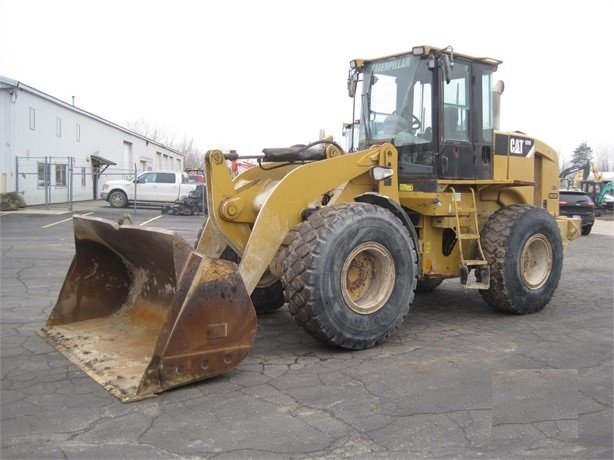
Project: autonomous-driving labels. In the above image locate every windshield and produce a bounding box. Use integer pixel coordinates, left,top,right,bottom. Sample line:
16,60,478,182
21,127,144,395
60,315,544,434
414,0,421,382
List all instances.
353,52,435,176
358,53,433,150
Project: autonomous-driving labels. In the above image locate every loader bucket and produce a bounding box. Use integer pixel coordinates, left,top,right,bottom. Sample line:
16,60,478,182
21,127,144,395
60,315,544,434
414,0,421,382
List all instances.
37,215,256,402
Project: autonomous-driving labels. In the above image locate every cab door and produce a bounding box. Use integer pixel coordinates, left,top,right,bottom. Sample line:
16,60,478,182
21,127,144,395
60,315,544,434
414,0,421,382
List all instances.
438,61,475,180
155,172,180,201
135,172,158,201
438,60,494,181
439,104,474,179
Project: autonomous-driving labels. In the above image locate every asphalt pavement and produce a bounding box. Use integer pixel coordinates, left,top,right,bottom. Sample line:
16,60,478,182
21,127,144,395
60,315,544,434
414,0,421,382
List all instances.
1,201,613,459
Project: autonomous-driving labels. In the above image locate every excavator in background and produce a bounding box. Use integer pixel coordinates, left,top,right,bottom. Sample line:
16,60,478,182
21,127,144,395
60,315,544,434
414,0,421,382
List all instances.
578,164,614,212
588,180,614,212
559,162,590,190
38,45,581,402
562,162,614,212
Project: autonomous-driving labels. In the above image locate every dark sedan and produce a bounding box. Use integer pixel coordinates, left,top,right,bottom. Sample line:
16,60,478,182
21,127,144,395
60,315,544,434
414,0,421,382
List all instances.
559,190,596,235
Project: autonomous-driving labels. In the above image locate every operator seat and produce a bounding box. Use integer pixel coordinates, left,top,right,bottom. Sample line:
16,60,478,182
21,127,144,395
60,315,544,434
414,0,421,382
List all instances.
444,106,459,140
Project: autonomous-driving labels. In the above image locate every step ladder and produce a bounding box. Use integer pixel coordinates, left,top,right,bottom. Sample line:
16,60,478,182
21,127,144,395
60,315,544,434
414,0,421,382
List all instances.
450,187,490,289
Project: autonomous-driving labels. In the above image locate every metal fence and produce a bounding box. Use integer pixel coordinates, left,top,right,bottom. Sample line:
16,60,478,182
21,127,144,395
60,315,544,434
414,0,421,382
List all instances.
15,156,138,210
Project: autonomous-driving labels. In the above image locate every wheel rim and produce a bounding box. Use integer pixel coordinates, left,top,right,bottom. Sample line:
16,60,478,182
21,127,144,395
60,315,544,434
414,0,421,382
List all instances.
341,242,395,315
110,194,124,207
256,269,279,289
520,234,553,289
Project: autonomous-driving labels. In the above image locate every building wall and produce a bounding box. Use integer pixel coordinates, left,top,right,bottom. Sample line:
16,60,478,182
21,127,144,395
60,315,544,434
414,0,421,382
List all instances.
0,76,185,205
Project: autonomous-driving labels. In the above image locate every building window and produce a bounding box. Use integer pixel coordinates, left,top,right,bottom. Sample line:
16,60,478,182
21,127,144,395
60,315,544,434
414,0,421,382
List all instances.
81,167,86,187
55,164,67,186
76,123,81,142
56,117,62,137
29,107,36,130
37,162,49,187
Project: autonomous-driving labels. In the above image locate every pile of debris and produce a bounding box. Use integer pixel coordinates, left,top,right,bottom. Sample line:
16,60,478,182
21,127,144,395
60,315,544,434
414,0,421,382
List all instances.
0,192,27,211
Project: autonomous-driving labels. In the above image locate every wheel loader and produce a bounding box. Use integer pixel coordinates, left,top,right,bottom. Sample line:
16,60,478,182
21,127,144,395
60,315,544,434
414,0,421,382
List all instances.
38,45,581,402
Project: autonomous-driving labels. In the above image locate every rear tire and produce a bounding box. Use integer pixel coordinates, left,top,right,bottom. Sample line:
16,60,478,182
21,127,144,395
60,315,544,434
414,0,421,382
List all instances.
480,204,563,314
582,225,592,236
282,203,418,350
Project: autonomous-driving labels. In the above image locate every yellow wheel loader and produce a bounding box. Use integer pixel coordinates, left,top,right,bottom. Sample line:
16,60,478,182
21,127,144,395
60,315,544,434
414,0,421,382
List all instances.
38,45,581,402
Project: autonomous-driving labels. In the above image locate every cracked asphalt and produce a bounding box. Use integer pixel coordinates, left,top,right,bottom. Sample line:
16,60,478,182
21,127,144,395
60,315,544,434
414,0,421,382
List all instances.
1,201,612,459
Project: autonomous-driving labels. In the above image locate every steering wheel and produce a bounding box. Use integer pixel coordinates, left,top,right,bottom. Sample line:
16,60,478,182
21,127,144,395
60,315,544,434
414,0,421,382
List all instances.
410,114,421,131
392,111,421,131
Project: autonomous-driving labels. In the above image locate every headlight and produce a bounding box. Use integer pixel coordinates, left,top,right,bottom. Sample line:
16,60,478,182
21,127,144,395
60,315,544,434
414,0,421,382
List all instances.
371,166,394,181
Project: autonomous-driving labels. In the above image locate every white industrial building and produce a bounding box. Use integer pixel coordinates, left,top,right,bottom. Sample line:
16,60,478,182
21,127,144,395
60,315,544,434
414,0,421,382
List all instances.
0,75,185,206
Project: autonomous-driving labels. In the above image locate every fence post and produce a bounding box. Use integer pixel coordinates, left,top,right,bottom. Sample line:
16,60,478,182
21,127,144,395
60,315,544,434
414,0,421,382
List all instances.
45,156,50,208
68,156,73,211
15,156,19,194
133,164,137,214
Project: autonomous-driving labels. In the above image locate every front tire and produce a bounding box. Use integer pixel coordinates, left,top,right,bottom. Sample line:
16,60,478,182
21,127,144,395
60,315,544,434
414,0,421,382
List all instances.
282,203,418,350
415,279,443,293
480,204,563,314
108,191,128,208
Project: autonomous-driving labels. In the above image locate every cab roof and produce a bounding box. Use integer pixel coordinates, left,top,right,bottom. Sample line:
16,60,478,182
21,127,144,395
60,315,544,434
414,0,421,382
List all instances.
351,45,502,70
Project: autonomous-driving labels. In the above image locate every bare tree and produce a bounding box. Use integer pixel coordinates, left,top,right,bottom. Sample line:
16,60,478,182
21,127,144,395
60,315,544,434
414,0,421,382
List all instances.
594,144,613,172
126,119,203,170
126,119,171,145
176,136,204,171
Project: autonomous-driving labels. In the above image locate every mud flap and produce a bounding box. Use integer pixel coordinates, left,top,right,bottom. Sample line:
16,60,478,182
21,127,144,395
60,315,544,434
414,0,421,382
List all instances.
37,215,257,402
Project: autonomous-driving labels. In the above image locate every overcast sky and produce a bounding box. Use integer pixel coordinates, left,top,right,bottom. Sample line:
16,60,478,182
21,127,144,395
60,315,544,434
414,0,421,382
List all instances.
1,0,613,162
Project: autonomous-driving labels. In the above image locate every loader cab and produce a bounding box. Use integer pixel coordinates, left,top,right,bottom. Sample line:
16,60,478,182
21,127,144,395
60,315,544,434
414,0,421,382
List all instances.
348,46,500,189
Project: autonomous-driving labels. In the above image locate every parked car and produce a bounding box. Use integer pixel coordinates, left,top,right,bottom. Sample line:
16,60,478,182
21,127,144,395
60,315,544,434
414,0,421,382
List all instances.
559,190,595,235
100,171,198,208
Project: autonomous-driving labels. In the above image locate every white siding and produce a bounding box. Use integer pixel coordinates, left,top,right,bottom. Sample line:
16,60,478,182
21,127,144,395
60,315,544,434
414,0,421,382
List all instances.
0,76,186,205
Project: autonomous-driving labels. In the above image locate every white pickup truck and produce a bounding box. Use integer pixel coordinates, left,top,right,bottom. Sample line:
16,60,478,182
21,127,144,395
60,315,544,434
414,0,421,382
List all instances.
100,171,198,208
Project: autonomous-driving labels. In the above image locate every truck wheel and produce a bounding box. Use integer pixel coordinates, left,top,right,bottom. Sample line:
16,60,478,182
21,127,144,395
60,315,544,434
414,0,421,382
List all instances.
282,203,418,350
480,204,563,314
415,279,443,293
581,224,592,236
219,247,285,315
108,191,128,208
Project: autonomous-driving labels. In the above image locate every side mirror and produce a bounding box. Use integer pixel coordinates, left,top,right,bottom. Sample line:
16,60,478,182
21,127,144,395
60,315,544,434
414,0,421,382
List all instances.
442,55,452,84
347,70,360,98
